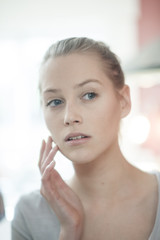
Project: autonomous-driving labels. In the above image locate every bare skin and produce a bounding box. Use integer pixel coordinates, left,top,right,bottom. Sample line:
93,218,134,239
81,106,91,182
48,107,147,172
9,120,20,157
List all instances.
39,53,158,240
39,137,84,240
39,138,158,240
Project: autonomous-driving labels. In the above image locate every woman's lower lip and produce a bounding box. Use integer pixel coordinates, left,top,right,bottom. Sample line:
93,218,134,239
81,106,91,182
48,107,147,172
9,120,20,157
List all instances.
65,137,90,146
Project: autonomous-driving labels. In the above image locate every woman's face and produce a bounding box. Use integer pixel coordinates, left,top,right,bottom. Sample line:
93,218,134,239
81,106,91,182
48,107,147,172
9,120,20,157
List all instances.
40,53,130,164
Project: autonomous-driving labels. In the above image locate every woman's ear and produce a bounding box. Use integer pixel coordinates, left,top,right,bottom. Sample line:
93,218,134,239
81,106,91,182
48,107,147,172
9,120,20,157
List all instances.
118,85,131,118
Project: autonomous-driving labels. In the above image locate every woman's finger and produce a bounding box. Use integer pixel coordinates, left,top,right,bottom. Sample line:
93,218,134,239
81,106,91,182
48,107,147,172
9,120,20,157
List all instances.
43,136,53,160
38,139,46,169
38,136,53,171
50,169,82,210
42,159,82,213
40,145,59,174
41,166,83,228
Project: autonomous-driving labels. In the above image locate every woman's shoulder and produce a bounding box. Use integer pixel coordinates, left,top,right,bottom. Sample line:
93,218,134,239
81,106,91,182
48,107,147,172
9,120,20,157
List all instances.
149,170,160,240
14,189,58,220
154,170,160,183
150,170,160,195
12,190,60,240
16,190,45,209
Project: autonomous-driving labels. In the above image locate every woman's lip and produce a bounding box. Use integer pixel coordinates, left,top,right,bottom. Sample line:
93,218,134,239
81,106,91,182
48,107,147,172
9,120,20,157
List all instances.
65,135,91,146
64,133,90,142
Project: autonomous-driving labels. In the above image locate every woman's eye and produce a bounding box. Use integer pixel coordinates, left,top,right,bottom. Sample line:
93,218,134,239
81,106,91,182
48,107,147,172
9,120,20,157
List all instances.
46,99,63,107
83,92,97,100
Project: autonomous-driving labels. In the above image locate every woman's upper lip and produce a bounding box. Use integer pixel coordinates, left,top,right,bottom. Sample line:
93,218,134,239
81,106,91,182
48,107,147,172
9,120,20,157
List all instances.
64,133,90,141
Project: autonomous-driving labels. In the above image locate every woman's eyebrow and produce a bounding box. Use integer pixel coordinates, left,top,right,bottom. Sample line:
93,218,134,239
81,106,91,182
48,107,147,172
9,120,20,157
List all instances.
43,79,102,94
43,88,61,94
74,79,102,88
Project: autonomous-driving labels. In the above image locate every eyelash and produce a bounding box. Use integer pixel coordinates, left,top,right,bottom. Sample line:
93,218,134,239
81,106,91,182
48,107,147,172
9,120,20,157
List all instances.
82,92,97,100
46,92,98,108
46,99,64,107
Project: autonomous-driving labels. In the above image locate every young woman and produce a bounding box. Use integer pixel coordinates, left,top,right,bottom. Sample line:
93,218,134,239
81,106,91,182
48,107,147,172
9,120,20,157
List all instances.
12,37,160,240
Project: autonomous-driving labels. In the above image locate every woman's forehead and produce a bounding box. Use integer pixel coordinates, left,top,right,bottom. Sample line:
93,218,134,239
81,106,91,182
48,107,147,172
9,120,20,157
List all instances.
41,53,106,80
39,53,114,94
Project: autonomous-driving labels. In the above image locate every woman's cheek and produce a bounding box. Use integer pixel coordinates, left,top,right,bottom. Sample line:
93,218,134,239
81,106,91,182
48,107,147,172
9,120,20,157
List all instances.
44,114,54,132
44,112,65,152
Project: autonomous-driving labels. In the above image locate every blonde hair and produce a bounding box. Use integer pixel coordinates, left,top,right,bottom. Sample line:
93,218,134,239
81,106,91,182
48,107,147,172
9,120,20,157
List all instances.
41,37,125,89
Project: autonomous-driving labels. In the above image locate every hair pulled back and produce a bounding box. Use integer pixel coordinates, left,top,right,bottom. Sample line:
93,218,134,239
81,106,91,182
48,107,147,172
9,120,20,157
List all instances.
41,37,125,89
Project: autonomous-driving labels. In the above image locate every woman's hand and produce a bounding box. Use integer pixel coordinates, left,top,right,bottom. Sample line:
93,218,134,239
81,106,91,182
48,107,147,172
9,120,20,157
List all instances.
38,137,84,240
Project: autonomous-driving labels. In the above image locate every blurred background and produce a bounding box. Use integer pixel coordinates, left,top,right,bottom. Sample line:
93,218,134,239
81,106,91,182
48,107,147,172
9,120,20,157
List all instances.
0,0,160,238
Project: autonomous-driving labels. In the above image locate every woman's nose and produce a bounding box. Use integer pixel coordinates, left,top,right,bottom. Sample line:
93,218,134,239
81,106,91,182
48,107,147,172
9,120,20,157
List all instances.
64,103,82,126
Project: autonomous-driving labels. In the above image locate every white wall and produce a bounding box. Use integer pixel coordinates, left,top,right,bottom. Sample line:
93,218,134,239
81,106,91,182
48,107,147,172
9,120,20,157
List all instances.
0,0,139,63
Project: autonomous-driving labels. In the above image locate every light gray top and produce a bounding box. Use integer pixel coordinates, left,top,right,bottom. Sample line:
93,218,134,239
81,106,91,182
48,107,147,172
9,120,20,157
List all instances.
149,171,160,240
12,172,160,240
12,191,60,240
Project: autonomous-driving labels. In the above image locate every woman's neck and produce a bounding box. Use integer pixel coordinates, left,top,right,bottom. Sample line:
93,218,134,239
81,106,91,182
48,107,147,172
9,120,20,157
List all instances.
70,142,135,202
